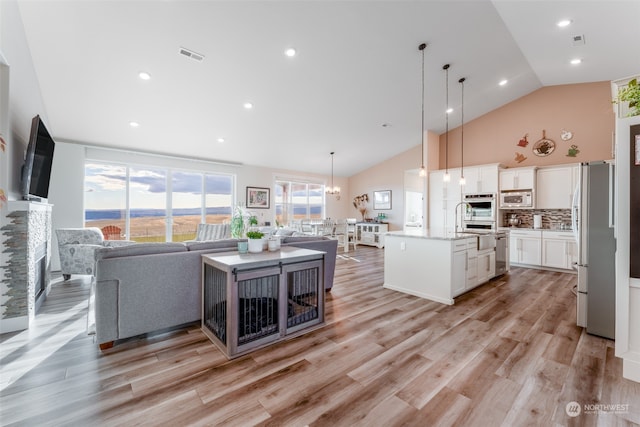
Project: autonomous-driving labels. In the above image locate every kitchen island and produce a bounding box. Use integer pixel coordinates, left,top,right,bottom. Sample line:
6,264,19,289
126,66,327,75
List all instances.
384,229,504,305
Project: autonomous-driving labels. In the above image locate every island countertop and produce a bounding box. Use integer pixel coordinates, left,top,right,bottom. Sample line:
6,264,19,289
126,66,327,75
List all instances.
386,228,486,241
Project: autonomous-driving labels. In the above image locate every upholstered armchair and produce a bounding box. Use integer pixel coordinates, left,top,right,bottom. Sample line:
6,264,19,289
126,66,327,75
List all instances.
56,227,134,280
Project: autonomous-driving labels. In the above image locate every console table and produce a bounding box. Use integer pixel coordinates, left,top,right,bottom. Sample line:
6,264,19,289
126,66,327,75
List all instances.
201,247,325,359
355,222,388,248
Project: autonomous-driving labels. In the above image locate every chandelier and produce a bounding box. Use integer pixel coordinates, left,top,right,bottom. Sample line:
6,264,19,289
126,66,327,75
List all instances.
326,151,340,199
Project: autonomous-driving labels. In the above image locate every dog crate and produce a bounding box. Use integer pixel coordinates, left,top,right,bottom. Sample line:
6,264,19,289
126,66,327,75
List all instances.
202,247,324,358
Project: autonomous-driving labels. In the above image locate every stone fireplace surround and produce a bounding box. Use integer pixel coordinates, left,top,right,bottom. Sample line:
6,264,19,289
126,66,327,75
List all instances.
0,201,52,333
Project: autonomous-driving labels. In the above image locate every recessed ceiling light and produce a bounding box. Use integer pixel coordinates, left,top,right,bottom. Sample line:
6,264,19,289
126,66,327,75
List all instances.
446,108,453,114
243,102,253,109
217,138,225,143
557,19,572,28
129,121,139,128
570,58,582,65
499,79,508,86
138,72,151,80
284,48,296,57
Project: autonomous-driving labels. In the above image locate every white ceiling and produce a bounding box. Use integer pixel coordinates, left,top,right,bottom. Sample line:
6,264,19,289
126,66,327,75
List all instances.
16,1,640,177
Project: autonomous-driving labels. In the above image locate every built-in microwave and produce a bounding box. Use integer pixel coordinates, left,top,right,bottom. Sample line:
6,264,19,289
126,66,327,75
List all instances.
500,190,533,208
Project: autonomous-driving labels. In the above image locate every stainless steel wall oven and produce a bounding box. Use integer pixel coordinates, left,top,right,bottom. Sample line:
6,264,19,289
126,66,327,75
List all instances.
463,193,496,230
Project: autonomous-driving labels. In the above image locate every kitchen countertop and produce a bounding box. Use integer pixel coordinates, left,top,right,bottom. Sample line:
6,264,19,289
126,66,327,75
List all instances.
499,227,573,232
387,229,492,241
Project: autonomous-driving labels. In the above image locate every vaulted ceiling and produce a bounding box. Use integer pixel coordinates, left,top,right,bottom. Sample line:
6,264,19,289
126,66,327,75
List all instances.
16,1,640,176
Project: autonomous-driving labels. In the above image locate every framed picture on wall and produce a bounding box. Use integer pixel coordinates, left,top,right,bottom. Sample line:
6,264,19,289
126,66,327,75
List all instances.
373,190,392,210
246,186,270,209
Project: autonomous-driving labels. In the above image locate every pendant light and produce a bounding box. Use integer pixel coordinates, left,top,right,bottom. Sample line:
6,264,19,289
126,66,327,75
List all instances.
442,64,451,183
418,43,428,177
459,77,466,186
326,151,340,199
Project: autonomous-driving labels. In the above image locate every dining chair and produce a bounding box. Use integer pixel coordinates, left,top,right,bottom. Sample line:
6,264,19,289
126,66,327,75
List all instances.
300,219,313,234
346,218,358,249
334,219,355,252
318,219,335,237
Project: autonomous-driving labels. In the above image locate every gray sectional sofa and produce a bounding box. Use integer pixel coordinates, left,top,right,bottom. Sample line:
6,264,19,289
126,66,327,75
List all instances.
93,236,338,350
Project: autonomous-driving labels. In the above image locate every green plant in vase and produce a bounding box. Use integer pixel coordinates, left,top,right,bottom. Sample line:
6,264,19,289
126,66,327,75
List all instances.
246,230,264,239
246,230,265,253
613,78,640,117
231,206,246,238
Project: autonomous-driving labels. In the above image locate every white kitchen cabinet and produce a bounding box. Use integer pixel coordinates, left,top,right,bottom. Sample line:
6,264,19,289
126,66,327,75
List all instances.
536,164,579,209
429,169,462,229
509,229,542,266
477,249,496,284
541,231,577,270
466,239,478,289
463,164,501,194
500,167,536,191
451,248,467,296
452,237,478,297
429,170,446,229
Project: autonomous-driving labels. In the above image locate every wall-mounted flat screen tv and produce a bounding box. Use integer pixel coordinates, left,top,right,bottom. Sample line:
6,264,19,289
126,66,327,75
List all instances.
21,115,55,201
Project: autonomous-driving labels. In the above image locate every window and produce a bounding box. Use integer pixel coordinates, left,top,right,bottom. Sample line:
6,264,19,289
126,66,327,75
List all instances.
171,171,200,242
130,166,167,242
205,174,233,224
85,162,233,242
275,179,325,226
85,163,127,236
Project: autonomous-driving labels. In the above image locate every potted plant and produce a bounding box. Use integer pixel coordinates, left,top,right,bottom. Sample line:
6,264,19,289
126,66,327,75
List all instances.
231,205,247,238
613,78,640,117
246,230,265,253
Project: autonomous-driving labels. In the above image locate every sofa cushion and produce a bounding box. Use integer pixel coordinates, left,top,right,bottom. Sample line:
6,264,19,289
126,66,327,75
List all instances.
186,239,245,252
274,228,296,237
281,235,328,243
95,242,187,261
195,223,231,241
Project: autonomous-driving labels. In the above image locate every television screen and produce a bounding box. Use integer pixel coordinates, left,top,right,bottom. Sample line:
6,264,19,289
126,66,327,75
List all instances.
21,115,55,200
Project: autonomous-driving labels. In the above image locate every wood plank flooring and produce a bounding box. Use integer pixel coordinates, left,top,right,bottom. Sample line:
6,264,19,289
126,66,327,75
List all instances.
1,247,639,426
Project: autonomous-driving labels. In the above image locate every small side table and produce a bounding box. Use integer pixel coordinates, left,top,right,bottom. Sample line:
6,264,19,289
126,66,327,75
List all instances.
201,247,325,359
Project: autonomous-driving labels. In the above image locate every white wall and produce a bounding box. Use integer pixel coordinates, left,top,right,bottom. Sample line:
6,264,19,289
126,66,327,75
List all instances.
1,0,48,319
349,130,438,231
48,143,86,270
0,0,49,200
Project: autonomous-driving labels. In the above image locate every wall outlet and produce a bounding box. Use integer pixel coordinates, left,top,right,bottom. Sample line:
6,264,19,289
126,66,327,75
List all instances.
400,241,406,251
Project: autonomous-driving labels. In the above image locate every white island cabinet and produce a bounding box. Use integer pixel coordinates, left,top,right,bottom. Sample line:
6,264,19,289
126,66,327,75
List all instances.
384,230,484,305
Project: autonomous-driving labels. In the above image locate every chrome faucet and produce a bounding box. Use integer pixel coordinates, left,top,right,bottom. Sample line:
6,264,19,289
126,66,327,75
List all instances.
454,202,472,233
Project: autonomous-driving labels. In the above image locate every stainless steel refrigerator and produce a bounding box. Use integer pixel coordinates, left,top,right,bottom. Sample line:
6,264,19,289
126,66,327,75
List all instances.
572,161,616,339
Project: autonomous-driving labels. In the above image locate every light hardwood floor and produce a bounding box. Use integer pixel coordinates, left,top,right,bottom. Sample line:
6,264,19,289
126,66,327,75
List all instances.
1,246,639,426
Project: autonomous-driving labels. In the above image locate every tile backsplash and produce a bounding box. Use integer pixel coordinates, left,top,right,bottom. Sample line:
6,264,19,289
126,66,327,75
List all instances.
501,209,572,229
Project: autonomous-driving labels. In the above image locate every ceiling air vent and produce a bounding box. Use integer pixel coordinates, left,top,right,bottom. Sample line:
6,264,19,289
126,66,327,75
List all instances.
179,47,204,62
572,35,586,46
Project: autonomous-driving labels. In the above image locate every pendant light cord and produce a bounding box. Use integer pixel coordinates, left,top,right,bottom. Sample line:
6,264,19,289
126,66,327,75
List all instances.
419,43,427,174
459,77,465,179
443,64,450,176
330,151,335,189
